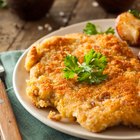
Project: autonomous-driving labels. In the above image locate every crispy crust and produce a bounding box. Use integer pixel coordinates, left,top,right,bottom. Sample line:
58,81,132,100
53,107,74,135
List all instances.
25,33,140,132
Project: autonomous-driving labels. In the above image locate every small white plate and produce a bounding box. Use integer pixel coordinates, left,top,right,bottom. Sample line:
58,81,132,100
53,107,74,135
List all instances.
13,19,140,140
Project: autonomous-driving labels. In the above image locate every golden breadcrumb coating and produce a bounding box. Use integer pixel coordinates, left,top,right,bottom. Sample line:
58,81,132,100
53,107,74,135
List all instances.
25,33,140,132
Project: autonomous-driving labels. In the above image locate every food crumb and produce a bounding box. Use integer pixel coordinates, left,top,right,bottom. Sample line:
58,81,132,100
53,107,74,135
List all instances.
48,111,61,121
37,25,43,31
92,1,99,7
62,18,68,23
44,24,49,29
59,11,65,17
44,24,53,31
48,26,53,31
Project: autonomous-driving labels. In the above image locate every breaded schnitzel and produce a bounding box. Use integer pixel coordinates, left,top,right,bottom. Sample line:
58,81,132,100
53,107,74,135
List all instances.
25,33,140,132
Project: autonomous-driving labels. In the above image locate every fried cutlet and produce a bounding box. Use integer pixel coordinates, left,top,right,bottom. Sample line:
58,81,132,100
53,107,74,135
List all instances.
25,33,140,132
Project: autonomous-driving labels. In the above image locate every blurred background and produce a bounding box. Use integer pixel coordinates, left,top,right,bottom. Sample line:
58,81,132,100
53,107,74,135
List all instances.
0,0,140,52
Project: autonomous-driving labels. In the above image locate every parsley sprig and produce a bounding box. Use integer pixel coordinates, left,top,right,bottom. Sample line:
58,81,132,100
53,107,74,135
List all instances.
83,22,115,35
63,49,108,84
128,9,140,19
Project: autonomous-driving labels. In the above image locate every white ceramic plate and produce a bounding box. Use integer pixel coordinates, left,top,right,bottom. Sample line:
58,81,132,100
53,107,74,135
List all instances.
13,19,140,140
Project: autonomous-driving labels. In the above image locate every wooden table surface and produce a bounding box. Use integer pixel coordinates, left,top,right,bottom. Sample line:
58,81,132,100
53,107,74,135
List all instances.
0,0,140,139
0,0,140,52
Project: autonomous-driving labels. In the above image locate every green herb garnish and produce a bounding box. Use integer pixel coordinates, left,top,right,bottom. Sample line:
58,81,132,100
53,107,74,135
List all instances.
0,0,7,8
128,9,140,19
63,49,108,84
83,23,98,35
104,27,115,34
83,22,115,35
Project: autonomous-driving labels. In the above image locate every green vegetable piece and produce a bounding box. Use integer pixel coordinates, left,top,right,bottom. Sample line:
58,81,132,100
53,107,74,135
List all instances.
83,22,98,35
63,68,75,79
128,9,140,19
63,49,108,84
104,27,115,34
64,55,79,71
77,71,91,83
83,22,115,35
84,49,95,65
63,55,82,79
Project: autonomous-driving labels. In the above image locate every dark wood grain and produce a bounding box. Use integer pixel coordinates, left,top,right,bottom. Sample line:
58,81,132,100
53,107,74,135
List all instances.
69,0,106,25
8,0,78,51
0,9,25,52
0,0,140,52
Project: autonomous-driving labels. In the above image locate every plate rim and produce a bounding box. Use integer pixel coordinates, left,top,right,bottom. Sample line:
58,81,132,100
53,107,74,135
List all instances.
13,18,140,140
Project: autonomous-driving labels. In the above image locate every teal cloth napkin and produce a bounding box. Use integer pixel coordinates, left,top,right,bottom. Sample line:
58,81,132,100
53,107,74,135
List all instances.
0,51,82,140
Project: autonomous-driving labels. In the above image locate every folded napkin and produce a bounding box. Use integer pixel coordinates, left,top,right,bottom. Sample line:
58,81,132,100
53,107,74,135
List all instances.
0,51,82,140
